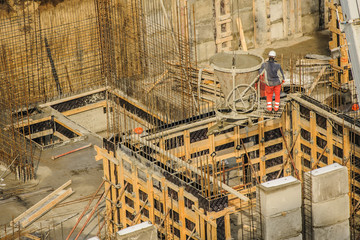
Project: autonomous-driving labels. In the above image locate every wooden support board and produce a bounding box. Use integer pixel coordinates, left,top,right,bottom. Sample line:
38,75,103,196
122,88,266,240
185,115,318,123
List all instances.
11,180,74,228
236,18,248,51
214,0,233,52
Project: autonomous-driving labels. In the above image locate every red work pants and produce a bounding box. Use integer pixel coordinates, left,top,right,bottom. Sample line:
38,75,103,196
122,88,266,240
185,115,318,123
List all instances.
265,84,281,110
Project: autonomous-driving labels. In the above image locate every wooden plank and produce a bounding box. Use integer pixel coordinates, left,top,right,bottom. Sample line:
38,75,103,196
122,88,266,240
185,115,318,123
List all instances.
110,161,118,232
146,70,168,93
26,129,53,139
39,87,106,108
95,145,119,165
265,150,286,161
264,138,283,148
292,102,302,180
208,206,235,219
12,116,52,129
215,35,233,45
148,173,155,226
259,118,265,183
54,118,82,137
179,187,186,239
21,188,74,227
23,233,41,240
184,130,191,161
216,18,232,25
192,205,217,228
343,127,350,166
11,180,72,226
265,164,283,174
53,131,70,141
310,111,317,169
117,163,126,229
62,100,106,116
308,66,327,95
224,213,231,239
236,18,248,51
103,157,112,233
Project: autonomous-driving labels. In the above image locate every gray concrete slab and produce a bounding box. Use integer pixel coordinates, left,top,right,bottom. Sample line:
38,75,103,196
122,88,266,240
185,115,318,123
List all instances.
312,194,350,227
285,234,303,240
313,220,350,240
261,207,302,240
305,163,348,203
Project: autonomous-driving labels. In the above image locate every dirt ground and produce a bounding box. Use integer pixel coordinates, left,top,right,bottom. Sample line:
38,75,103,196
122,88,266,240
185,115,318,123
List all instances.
0,130,104,238
250,30,331,70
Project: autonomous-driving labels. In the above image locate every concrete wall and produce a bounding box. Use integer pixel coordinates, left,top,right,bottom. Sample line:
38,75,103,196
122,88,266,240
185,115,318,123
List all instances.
192,0,322,63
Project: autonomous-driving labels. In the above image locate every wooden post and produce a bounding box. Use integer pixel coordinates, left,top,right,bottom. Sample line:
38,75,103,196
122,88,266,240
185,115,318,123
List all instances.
148,174,155,226
292,102,302,180
184,130,191,161
326,120,334,165
132,163,140,226
284,104,292,176
224,213,231,239
309,112,317,169
117,161,126,229
110,161,118,232
199,207,206,239
236,18,248,51
179,187,186,239
259,117,265,182
103,158,112,234
343,127,350,166
163,179,170,237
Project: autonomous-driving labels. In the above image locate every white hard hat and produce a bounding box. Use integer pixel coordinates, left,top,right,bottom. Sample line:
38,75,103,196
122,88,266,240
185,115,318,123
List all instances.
269,50,276,57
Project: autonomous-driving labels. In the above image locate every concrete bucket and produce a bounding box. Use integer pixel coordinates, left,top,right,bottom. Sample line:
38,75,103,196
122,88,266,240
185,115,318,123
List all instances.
210,51,264,112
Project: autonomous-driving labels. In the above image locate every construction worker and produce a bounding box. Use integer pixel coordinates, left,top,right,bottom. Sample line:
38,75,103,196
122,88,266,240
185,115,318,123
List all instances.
259,50,285,112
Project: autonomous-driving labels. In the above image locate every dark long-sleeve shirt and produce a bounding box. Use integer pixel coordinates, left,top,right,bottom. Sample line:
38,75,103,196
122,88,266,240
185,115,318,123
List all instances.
259,59,285,86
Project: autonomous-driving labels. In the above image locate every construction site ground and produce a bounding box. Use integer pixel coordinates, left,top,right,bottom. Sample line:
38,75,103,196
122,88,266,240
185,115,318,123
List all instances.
0,31,330,239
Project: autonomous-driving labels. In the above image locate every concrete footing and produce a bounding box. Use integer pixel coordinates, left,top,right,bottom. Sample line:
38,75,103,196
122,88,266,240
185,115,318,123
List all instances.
313,220,350,240
257,176,302,240
304,163,350,240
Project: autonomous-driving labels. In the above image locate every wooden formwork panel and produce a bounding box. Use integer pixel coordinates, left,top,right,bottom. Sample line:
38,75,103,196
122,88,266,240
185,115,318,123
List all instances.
98,95,360,237
155,116,288,207
96,145,234,240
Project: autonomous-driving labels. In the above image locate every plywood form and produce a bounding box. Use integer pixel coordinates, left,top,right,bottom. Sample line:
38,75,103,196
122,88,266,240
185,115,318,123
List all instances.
96,145,234,239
